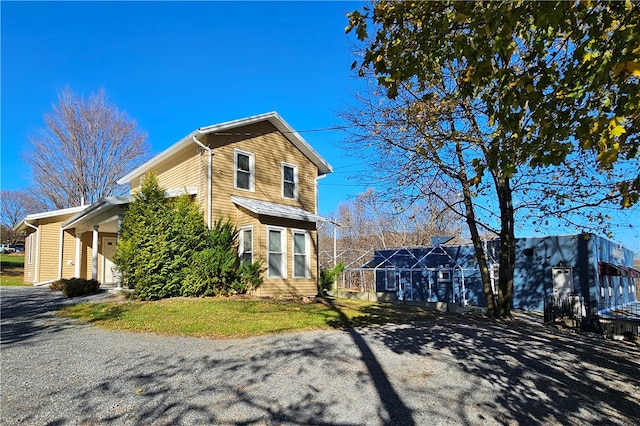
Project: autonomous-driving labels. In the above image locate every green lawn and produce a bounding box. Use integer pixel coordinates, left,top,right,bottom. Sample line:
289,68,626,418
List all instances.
0,254,27,286
59,297,441,338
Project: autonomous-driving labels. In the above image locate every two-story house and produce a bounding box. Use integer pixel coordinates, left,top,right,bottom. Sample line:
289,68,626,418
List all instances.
15,112,333,297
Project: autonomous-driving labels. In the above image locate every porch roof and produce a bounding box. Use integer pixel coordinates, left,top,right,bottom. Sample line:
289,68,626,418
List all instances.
62,195,133,230
13,205,90,231
231,195,326,223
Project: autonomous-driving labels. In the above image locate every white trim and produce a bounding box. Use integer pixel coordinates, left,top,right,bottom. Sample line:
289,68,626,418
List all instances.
117,112,332,186
14,205,88,232
58,227,64,280
102,237,118,284
282,162,298,201
234,149,255,192
75,232,82,278
267,226,286,279
238,225,254,263
25,222,39,283
92,226,99,281
291,229,310,279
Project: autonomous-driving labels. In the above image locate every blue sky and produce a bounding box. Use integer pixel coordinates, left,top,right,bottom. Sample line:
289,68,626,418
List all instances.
1,1,638,253
2,1,366,206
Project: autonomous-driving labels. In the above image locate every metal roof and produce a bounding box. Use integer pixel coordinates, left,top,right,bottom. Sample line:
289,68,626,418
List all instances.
231,196,326,223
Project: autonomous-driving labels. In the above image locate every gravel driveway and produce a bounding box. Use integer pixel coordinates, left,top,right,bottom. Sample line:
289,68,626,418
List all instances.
1,286,639,425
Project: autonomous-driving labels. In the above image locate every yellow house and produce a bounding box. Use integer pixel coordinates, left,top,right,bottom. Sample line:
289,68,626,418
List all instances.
15,112,333,297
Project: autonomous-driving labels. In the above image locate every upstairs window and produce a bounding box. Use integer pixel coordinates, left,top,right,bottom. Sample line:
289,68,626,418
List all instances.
282,163,298,200
235,149,254,191
239,227,253,264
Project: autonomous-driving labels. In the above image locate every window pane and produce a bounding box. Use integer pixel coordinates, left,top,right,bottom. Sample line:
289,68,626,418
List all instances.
294,233,305,254
269,230,281,252
237,153,249,172
243,230,252,252
236,171,249,189
269,253,282,277
284,182,295,199
284,165,294,182
294,255,306,277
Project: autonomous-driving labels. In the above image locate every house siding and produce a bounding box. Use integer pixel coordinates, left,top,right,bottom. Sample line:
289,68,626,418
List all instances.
61,229,77,279
22,115,328,295
207,122,318,221
201,121,322,296
35,220,64,282
255,217,318,297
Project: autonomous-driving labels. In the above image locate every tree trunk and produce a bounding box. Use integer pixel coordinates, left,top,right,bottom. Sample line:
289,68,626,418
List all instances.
454,143,498,317
496,177,515,318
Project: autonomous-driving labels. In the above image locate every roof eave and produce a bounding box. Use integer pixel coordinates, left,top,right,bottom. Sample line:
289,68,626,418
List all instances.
117,112,333,185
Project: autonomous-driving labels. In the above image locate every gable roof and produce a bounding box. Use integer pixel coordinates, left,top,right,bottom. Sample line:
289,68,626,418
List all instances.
13,205,90,231
117,112,332,185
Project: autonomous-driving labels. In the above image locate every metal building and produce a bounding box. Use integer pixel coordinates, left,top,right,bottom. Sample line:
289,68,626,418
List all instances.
358,233,639,314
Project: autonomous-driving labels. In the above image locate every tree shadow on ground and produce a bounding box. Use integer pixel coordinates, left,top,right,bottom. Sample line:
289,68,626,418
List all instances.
41,335,372,425
363,312,640,425
0,287,112,346
324,298,416,425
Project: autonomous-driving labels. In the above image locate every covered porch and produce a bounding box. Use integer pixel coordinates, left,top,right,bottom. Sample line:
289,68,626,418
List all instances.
61,196,131,288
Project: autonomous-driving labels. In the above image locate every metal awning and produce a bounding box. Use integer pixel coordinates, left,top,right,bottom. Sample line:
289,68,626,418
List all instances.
598,261,633,277
230,195,326,223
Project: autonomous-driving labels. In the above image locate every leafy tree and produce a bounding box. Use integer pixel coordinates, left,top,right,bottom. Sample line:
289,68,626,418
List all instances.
24,88,149,209
347,1,639,317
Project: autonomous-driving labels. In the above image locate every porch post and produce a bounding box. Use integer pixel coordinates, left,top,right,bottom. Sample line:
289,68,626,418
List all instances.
116,214,123,243
75,232,83,278
115,213,123,289
92,225,99,281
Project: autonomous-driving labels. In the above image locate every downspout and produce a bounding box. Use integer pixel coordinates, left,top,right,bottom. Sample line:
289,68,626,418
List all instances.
192,134,212,229
58,227,64,280
24,221,39,284
315,174,328,294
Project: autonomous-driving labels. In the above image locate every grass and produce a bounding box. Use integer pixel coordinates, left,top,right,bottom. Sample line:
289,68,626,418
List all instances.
59,297,440,338
0,254,27,286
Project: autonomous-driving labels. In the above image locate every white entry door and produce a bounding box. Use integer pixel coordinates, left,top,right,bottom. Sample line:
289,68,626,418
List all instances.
552,267,574,298
102,237,117,284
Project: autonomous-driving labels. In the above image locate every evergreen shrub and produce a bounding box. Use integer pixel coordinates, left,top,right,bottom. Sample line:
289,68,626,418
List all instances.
116,174,262,300
319,263,345,296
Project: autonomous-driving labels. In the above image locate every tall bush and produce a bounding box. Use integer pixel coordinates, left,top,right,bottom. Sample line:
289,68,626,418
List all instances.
182,219,263,296
115,173,208,300
116,174,261,300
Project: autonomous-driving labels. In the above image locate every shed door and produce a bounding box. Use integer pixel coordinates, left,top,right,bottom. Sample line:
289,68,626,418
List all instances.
552,267,574,298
